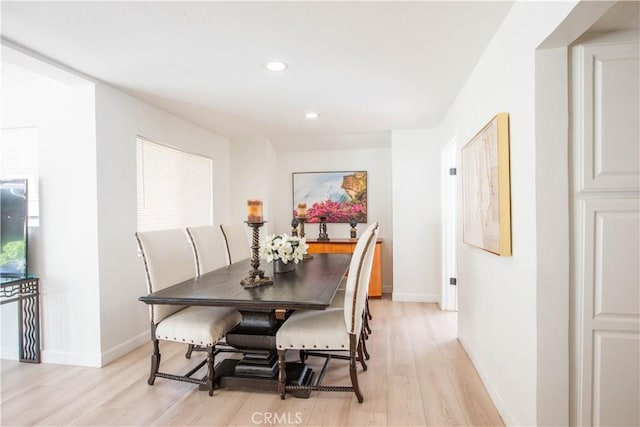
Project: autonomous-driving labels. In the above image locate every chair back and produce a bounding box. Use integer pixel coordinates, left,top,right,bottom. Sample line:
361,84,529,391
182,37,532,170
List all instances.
135,229,196,324
186,225,228,275
219,223,251,264
343,222,379,335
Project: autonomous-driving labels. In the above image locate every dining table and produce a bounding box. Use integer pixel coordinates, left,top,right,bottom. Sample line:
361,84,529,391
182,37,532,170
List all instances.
139,253,351,396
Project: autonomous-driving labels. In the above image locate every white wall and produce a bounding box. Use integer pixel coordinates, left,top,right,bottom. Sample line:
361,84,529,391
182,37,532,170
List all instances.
534,46,571,427
1,63,234,367
437,1,595,425
229,138,278,236
94,83,232,365
391,129,445,302
1,65,101,365
273,146,393,293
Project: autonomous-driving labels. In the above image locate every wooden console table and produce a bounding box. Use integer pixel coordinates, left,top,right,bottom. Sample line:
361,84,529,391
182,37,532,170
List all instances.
0,276,41,363
306,238,382,297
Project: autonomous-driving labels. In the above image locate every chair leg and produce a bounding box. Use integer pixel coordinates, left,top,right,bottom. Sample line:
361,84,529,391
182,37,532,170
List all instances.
277,349,287,400
361,312,370,360
357,339,368,371
364,313,372,336
360,330,370,361
364,299,372,335
349,335,364,403
185,344,195,359
206,345,215,396
148,339,161,385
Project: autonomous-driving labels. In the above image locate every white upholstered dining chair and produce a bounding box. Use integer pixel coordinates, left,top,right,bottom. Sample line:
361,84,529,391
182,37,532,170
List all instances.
329,276,372,361
186,225,228,275
276,222,379,402
135,228,241,395
183,225,236,359
219,223,252,265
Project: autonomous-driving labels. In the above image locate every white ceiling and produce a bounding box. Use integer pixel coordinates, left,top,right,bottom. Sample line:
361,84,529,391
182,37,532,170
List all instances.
1,1,515,151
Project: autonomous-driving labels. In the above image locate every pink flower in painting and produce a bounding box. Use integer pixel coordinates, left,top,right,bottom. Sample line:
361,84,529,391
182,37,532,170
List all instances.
307,200,366,223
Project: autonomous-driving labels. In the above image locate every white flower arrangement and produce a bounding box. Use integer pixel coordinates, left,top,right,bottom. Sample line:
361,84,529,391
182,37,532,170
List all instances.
259,233,308,264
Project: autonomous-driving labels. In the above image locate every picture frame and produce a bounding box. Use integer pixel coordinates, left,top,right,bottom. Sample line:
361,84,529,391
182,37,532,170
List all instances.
292,171,367,223
461,113,512,256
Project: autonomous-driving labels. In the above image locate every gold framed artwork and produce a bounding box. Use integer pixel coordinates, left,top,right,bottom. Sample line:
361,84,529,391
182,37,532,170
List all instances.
461,113,512,256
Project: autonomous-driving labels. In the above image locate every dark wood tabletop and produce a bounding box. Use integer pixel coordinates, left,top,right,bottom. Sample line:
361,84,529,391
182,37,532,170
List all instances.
139,253,351,312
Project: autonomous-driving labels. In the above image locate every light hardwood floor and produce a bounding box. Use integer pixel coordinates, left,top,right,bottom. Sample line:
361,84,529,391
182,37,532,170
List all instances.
1,298,504,426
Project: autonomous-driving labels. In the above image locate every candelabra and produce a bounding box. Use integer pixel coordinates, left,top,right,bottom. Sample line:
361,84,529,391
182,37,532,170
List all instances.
241,221,273,288
349,218,358,238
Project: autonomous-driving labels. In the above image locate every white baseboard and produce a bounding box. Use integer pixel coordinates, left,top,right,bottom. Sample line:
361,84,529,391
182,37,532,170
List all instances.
458,337,516,426
6,345,102,367
37,331,148,368
42,349,102,367
1,346,18,361
391,292,439,303
101,331,148,366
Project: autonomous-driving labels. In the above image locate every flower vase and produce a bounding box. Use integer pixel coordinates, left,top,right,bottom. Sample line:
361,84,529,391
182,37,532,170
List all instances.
273,259,296,274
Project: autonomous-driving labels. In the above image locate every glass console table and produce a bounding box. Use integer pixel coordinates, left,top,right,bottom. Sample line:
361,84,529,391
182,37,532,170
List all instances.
0,276,40,363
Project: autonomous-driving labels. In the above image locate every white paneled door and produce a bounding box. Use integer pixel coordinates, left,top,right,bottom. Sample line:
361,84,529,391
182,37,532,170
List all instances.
571,33,640,427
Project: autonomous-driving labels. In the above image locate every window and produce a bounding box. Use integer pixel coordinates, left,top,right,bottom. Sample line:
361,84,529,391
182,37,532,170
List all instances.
136,137,213,231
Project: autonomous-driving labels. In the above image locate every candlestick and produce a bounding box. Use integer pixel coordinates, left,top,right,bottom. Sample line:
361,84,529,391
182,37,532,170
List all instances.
241,221,273,288
349,218,358,238
247,199,263,223
296,216,313,259
317,215,329,241
297,215,306,238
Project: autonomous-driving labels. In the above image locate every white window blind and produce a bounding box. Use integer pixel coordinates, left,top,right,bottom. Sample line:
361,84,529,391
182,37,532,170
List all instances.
136,138,213,231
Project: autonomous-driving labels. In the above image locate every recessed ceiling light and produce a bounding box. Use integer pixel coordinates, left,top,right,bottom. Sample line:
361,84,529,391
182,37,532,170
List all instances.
265,61,288,72
305,112,320,119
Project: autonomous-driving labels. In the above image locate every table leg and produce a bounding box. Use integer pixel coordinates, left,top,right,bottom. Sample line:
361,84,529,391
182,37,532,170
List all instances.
214,310,314,397
18,291,40,363
1,277,41,364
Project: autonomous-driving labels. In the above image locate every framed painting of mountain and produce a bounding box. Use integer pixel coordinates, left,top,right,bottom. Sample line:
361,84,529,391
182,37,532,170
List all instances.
292,171,367,223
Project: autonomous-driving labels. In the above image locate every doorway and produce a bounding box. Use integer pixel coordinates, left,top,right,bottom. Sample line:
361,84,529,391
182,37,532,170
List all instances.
440,137,458,311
